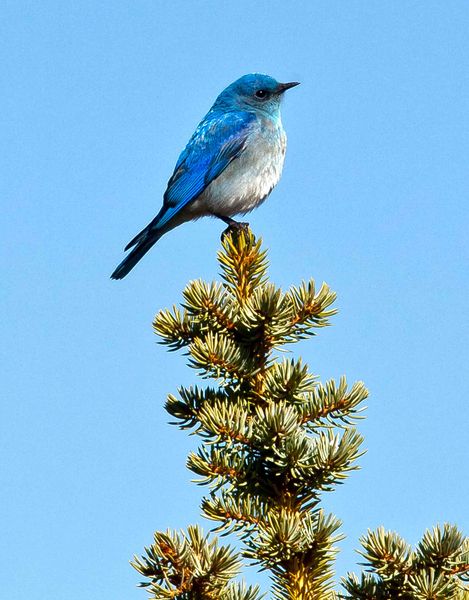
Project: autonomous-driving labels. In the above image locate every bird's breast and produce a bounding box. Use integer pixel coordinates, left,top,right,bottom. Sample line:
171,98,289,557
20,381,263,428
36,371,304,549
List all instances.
190,122,287,217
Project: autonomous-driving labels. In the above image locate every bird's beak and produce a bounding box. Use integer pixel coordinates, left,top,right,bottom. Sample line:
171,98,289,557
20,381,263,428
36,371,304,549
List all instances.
277,81,300,93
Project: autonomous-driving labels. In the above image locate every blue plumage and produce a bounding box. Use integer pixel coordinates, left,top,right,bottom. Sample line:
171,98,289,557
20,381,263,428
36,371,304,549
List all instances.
158,111,255,228
111,74,299,279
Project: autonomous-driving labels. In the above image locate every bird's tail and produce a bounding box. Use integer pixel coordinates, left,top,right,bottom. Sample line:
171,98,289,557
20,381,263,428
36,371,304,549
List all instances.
110,230,162,279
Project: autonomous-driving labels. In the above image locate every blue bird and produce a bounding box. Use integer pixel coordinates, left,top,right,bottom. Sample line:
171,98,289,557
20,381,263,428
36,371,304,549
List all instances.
111,73,299,279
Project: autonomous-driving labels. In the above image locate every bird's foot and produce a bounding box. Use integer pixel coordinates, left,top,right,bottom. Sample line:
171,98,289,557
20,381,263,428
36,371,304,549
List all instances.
221,220,250,241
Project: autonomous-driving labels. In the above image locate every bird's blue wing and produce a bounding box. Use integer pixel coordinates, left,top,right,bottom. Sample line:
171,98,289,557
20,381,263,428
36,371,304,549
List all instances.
155,110,255,229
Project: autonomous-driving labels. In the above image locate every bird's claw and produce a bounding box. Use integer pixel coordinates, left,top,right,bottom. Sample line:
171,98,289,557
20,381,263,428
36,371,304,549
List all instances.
221,221,250,241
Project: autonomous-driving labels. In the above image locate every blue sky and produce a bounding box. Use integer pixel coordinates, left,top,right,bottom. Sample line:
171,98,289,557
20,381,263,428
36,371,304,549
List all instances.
2,1,468,598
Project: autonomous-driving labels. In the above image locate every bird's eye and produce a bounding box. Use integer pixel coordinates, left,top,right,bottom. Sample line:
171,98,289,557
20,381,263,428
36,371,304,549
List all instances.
255,89,268,99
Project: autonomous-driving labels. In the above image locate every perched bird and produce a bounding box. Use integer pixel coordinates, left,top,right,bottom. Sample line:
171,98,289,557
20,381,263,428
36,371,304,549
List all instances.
111,73,299,279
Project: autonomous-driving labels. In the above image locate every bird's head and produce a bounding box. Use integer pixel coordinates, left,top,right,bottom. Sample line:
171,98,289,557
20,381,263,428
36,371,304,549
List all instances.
213,73,300,116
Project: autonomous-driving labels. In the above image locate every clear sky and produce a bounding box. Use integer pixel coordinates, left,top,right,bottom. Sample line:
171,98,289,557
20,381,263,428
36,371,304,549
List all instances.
2,1,468,598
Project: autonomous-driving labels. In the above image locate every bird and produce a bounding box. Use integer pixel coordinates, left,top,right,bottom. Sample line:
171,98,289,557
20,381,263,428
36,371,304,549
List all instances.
111,73,299,279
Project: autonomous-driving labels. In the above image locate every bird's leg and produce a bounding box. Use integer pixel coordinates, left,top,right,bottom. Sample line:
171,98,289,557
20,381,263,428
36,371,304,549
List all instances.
214,214,250,240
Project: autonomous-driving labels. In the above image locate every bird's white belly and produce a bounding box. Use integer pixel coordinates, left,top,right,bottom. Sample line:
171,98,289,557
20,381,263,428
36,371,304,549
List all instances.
187,128,287,218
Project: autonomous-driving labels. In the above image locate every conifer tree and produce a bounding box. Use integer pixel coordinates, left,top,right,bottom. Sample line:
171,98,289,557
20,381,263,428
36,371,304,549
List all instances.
132,229,468,600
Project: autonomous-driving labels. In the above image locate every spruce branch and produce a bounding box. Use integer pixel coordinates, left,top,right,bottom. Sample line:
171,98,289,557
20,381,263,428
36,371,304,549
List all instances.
416,524,466,571
202,490,270,537
342,524,469,599
132,525,263,600
165,386,231,430
299,378,368,428
182,280,238,334
286,280,337,341
263,359,317,404
188,331,253,382
247,509,343,600
154,306,195,350
217,231,269,305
